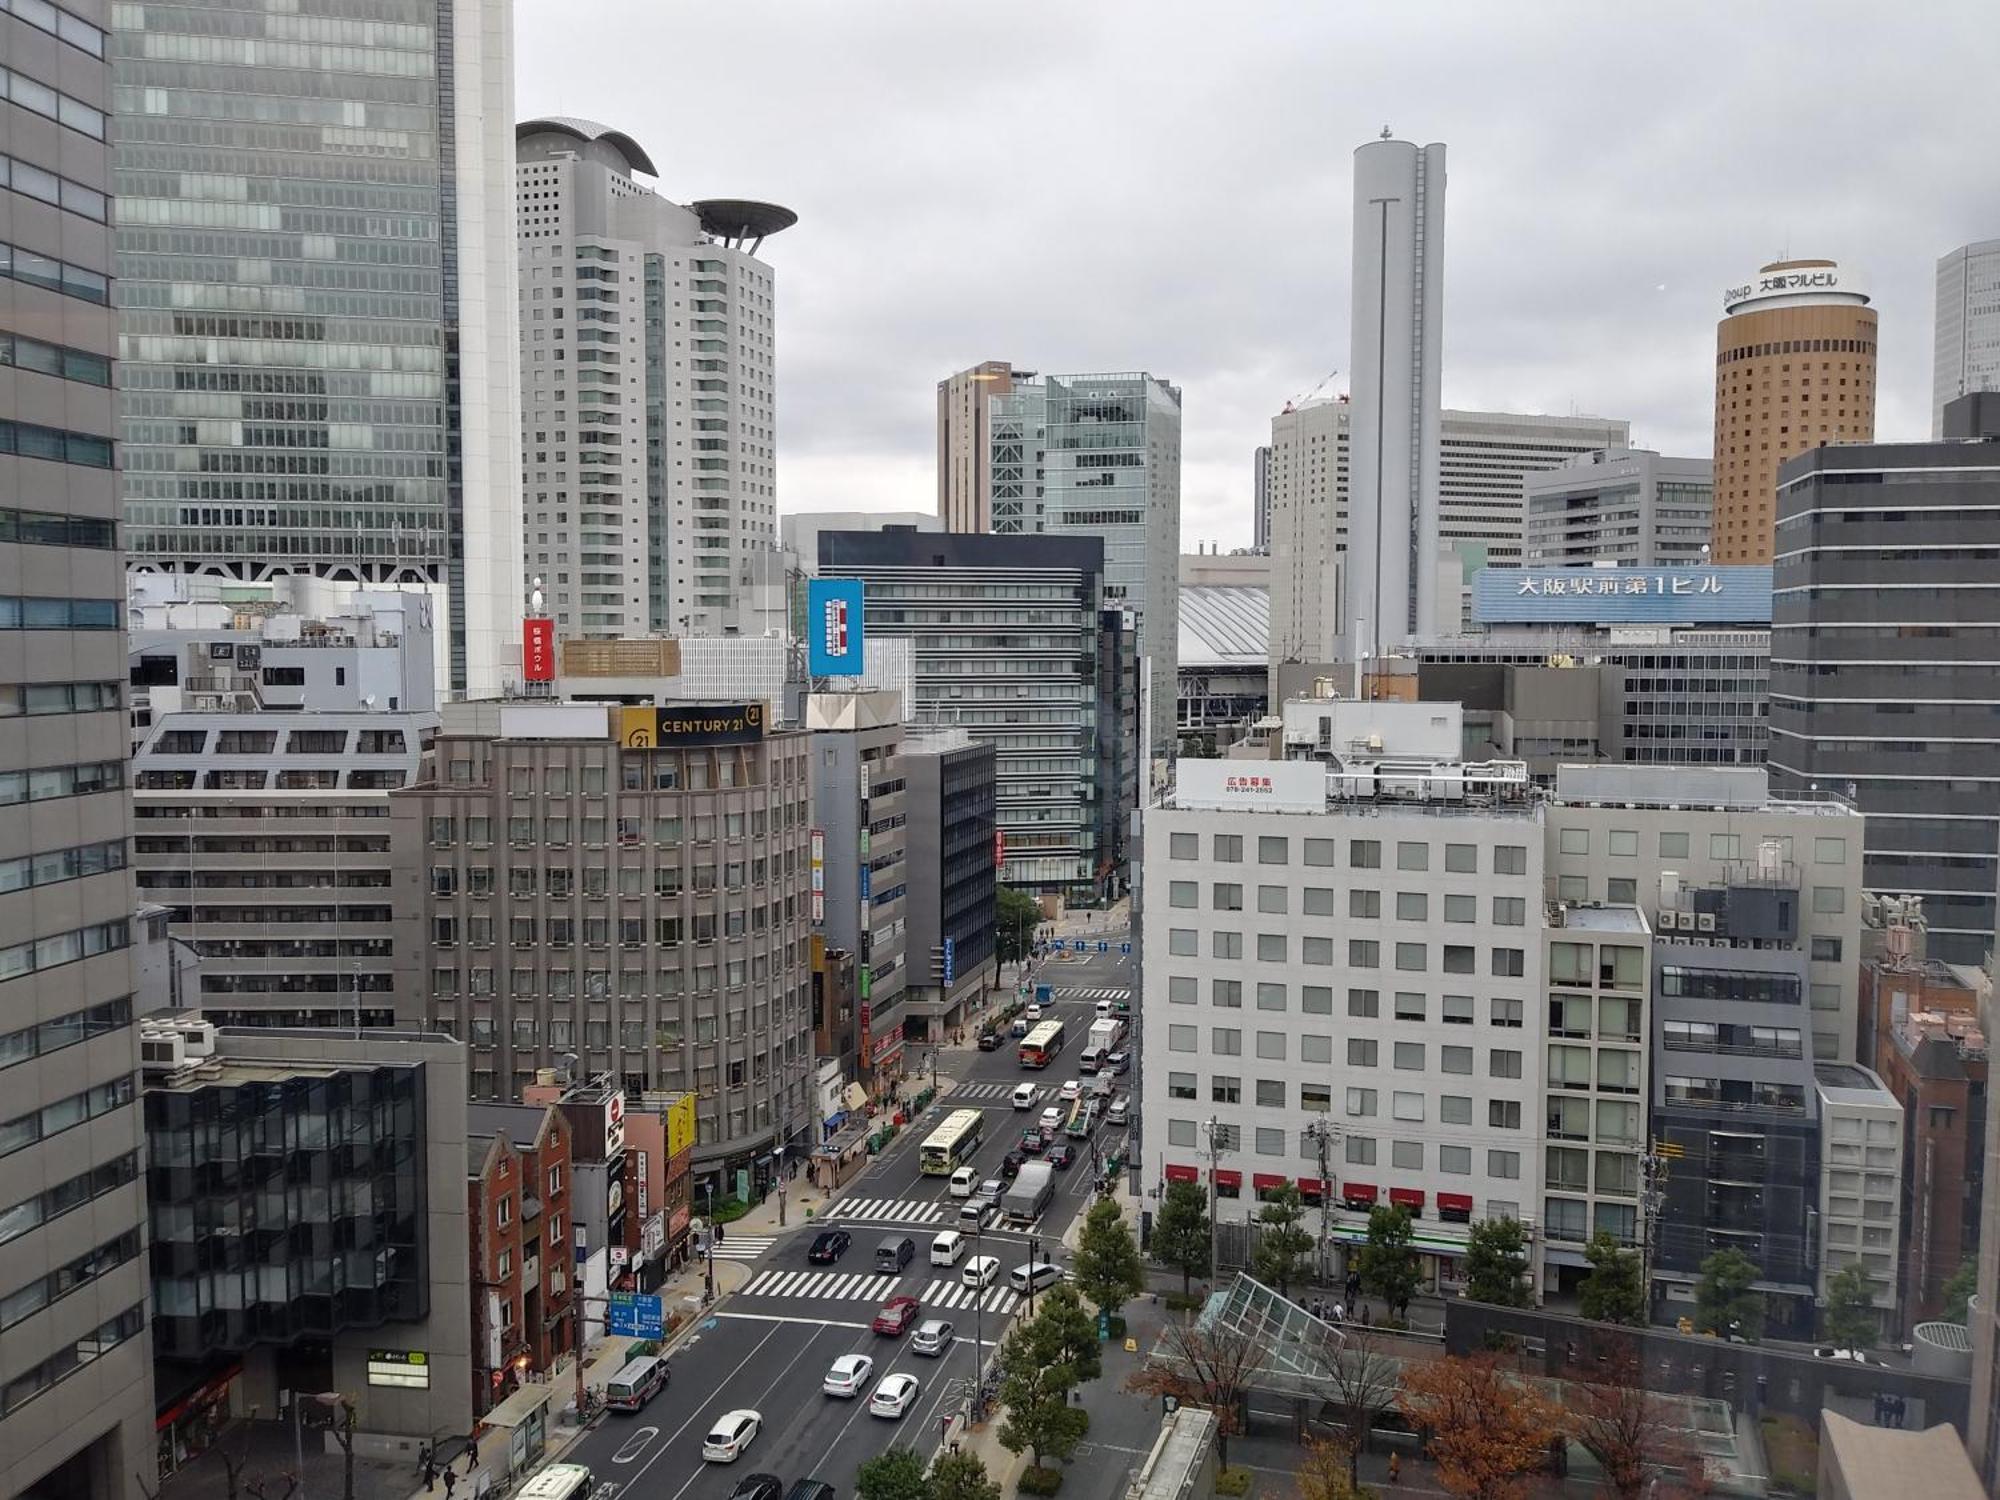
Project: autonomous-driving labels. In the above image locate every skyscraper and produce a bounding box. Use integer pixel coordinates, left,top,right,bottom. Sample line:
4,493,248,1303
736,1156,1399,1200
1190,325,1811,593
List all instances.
515,118,793,640
1,0,155,1490
1252,444,1271,551
1709,259,1876,564
1934,240,2000,437
1346,135,1445,653
112,0,524,698
937,360,1022,533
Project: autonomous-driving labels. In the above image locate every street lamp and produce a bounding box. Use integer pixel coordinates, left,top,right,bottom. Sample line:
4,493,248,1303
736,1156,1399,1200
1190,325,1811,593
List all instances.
704,1183,716,1305
291,1390,344,1500
1026,1234,1042,1315
969,1219,987,1422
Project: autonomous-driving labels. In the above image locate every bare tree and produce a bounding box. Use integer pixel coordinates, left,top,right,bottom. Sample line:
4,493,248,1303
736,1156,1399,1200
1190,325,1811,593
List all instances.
1569,1353,1710,1499
1127,1314,1264,1470
1315,1326,1402,1490
243,1476,301,1500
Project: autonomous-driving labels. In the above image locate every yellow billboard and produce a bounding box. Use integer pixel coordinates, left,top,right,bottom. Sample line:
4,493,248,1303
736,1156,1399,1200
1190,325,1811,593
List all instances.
666,1092,696,1159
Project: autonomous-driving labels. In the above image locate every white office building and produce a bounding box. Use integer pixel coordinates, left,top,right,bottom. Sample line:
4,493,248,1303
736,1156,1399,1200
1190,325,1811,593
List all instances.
516,118,794,640
1142,701,1546,1288
1934,240,2000,437
1524,448,1713,568
1346,137,1445,652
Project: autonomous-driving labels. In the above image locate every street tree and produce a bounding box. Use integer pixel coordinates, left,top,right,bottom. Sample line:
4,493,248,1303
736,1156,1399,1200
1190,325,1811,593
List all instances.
1152,1178,1212,1294
1295,1435,1373,1500
1463,1218,1531,1308
1692,1248,1764,1341
996,1291,1092,1470
1945,1257,1980,1323
1073,1198,1145,1327
1126,1314,1263,1470
1039,1281,1104,1387
1250,1184,1316,1297
1314,1325,1401,1490
1396,1353,1564,1500
856,1446,931,1500
929,1448,1004,1500
1569,1351,1707,1499
997,887,1041,965
1578,1231,1647,1326
1356,1205,1421,1317
1822,1262,1880,1350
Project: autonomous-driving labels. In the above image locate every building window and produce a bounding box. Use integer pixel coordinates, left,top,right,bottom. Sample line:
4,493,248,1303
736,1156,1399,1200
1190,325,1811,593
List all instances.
1489,1100,1521,1130
1211,1076,1241,1104
1348,1038,1377,1067
1255,1031,1285,1061
1211,1028,1242,1056
1559,828,1589,855
1350,889,1381,918
1212,882,1243,911
1168,929,1196,956
1444,894,1475,923
1350,840,1381,869
1257,836,1288,866
1660,832,1689,858
1257,885,1288,915
1213,979,1242,1008
1396,841,1428,871
1396,892,1427,921
1168,881,1196,908
1303,838,1336,866
1256,934,1286,962
1213,835,1242,863
1492,897,1526,926
1394,943,1426,972
1350,940,1379,968
1394,992,1425,1022
1169,833,1198,860
1393,1042,1424,1071
1168,1073,1196,1100
1169,976,1196,1005
1812,886,1846,914
1303,986,1332,1014
1489,1049,1523,1079
1346,1136,1377,1165
1445,843,1477,874
1167,1026,1196,1053
1303,937,1333,965
1494,845,1526,875
1348,988,1378,1018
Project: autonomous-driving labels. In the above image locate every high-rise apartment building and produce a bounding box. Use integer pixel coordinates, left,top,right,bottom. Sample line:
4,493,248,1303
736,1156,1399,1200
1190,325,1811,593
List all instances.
899,732,998,1041
1934,240,2000,437
1710,259,1877,564
112,0,524,698
950,370,1182,752
1,0,155,1488
1347,136,1445,652
1769,394,2000,967
1438,411,1629,572
1252,445,1271,552
1524,448,1714,568
1267,399,1348,667
937,361,1024,533
516,118,793,640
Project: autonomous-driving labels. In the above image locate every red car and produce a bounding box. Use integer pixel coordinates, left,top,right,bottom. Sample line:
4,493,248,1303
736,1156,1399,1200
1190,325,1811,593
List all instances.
872,1295,922,1337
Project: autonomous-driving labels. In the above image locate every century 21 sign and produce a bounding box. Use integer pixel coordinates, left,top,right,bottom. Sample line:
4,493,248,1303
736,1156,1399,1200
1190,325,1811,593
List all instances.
617,703,766,748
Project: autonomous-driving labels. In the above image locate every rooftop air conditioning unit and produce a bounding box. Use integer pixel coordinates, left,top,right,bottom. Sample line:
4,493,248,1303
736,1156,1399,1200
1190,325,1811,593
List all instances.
174,1020,218,1057
141,1031,188,1072
1696,913,1717,932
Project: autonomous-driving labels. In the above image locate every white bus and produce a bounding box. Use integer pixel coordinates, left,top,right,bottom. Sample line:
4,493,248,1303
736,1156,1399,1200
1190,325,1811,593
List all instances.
1018,1019,1066,1070
919,1108,986,1175
517,1463,596,1500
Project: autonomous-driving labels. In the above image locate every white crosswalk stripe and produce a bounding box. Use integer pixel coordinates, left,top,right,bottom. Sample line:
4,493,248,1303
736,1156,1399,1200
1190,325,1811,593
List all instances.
734,1267,1018,1314
709,1235,776,1261
825,1196,947,1225
1050,986,1132,1001
950,1081,1019,1100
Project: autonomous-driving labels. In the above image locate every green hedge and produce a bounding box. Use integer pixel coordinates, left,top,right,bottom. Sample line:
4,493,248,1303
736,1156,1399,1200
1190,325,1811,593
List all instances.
1215,1465,1253,1497
1163,1292,1205,1313
1018,1465,1065,1495
711,1198,750,1224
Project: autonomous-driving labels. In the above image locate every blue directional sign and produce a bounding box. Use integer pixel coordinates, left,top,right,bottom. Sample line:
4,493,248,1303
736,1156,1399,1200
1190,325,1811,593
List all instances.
942,937,956,985
1120,942,1131,956
1097,941,1109,954
607,1291,664,1340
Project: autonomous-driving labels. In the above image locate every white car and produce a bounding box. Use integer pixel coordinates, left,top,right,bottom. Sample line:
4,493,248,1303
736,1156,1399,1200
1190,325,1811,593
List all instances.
869,1372,920,1419
701,1409,761,1462
1058,1080,1083,1102
1025,1003,1043,1021
1038,1106,1064,1132
1011,1082,1038,1110
822,1353,875,1398
962,1254,1001,1290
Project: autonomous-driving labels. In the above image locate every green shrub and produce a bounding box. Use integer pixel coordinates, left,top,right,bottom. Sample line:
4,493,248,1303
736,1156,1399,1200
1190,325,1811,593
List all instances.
1215,1466,1253,1497
711,1198,750,1224
1163,1292,1205,1313
1017,1465,1065,1495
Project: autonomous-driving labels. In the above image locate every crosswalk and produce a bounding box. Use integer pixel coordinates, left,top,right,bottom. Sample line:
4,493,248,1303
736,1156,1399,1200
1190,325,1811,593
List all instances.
824,1196,951,1226
710,1234,776,1262
737,1269,1021,1314
951,1081,1027,1102
1050,986,1132,1001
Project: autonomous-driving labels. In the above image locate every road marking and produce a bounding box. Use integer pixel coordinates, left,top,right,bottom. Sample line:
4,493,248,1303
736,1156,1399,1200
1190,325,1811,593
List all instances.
827,1196,948,1225
612,1319,787,1497
709,1234,776,1261
713,1310,874,1330
610,1427,658,1464
660,1321,846,1500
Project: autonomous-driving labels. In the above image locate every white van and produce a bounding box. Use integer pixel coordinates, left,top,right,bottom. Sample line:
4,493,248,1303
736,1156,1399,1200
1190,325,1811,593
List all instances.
604,1353,669,1411
930,1229,968,1267
1107,1097,1130,1126
1094,1000,1115,1018
1011,1082,1038,1110
1008,1261,1064,1296
948,1165,979,1198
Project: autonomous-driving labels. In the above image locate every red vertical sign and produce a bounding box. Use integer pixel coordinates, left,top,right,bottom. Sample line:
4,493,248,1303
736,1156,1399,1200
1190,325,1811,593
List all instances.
523,618,554,681
994,830,1006,868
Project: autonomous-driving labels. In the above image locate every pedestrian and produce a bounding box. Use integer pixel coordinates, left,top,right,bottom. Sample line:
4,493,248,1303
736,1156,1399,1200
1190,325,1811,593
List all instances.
1333,1301,1346,1324
1347,1271,1362,1304
421,1455,436,1492
443,1469,457,1499
1361,1302,1371,1327
1310,1297,1322,1319
1387,1452,1401,1483
465,1433,478,1471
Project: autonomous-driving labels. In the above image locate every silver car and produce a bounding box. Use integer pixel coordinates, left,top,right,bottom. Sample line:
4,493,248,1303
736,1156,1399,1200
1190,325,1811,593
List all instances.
910,1318,955,1356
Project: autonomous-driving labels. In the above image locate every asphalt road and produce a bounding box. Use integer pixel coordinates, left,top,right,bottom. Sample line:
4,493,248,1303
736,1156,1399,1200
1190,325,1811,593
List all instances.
565,938,1136,1500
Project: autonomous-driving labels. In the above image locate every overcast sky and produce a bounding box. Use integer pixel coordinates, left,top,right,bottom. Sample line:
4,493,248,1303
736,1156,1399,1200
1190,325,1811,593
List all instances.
517,1,1997,552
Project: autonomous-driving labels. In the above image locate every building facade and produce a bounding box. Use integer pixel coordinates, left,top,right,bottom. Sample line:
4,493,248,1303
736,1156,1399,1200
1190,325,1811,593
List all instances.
1769,395,2000,966
1267,398,1348,668
937,361,1023,534
805,692,909,1091
818,529,1121,905
1252,444,1271,552
389,699,815,1179
1,0,155,1486
1178,586,1271,753
1523,448,1714,568
1437,410,1629,574
465,1102,573,1415
515,118,793,640
1142,716,1547,1290
1933,240,2000,437
1346,136,1446,651
112,0,525,697
1710,259,1877,565
1811,1063,1903,1341
899,732,998,1042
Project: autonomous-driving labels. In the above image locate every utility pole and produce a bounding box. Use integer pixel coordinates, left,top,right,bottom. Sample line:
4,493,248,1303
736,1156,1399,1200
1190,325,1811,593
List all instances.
776,1145,787,1228
1641,1139,1675,1310
1302,1119,1340,1289
1200,1116,1226,1280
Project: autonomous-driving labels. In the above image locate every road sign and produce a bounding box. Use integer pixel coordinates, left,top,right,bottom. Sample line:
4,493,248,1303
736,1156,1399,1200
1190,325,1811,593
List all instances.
606,1291,664,1340
1096,941,1108,953
1036,984,1051,1003
943,937,956,986
1119,942,1131,956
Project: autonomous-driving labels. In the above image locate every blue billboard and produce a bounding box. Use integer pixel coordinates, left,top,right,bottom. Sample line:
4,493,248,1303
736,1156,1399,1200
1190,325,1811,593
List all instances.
1471,566,1771,627
807,577,866,675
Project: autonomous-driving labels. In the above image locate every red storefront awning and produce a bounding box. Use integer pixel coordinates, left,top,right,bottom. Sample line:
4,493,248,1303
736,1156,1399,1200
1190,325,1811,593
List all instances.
1252,1172,1288,1190
1388,1187,1425,1210
1297,1177,1324,1196
1436,1192,1475,1214
1164,1164,1199,1184
1213,1169,1243,1189
1342,1182,1378,1205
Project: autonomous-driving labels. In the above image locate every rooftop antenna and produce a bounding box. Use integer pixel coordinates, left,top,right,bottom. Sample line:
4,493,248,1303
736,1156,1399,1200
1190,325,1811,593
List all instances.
1380,125,1393,139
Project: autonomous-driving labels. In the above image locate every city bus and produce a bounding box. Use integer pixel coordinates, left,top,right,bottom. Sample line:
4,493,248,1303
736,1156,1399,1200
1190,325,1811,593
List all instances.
517,1464,596,1500
1019,1019,1066,1070
919,1108,986,1175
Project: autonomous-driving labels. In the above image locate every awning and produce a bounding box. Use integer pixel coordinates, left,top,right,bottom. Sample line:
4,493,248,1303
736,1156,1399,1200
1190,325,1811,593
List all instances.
1252,1173,1288,1190
1437,1192,1475,1215
843,1082,869,1111
1213,1169,1242,1190
1342,1183,1378,1205
1388,1187,1425,1210
482,1382,553,1430
1164,1164,1199,1184
1297,1177,1324,1196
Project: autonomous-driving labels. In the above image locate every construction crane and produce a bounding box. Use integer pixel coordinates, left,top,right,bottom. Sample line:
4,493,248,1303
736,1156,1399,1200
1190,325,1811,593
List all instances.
1282,368,1340,413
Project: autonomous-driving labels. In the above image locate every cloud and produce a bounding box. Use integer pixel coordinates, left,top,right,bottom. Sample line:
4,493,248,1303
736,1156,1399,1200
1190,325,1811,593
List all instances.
516,0,1998,548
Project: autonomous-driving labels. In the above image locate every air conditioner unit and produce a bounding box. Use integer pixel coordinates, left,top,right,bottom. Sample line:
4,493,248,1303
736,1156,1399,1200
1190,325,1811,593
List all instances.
174,1019,218,1056
141,1031,188,1072
1696,913,1717,932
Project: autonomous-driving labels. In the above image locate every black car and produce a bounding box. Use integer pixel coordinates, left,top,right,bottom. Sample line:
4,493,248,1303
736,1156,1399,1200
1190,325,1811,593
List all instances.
727,1477,785,1500
1045,1143,1077,1171
977,1031,1003,1052
807,1229,852,1265
999,1150,1026,1182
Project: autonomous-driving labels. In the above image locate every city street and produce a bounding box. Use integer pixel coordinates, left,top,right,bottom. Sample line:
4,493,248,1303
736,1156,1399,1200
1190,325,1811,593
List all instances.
561,937,1137,1498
